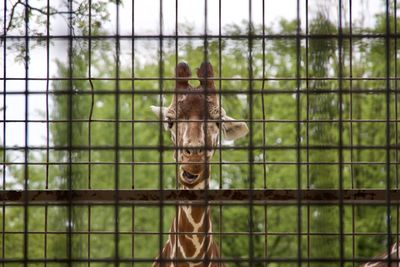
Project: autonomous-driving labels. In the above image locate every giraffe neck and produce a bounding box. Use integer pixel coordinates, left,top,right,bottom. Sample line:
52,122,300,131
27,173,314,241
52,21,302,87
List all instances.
361,241,400,267
172,204,213,260
171,171,212,259
153,169,223,267
169,169,214,261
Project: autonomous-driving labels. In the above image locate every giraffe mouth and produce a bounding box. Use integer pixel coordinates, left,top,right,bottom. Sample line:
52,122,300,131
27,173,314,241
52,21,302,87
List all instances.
182,170,199,181
179,166,202,185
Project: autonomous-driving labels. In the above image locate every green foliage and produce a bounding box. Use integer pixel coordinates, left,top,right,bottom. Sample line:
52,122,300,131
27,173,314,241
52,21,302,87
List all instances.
2,1,400,266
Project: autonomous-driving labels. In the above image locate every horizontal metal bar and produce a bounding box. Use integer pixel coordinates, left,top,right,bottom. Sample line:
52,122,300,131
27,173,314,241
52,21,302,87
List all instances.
2,76,400,81
2,161,398,166
2,89,400,97
0,257,397,264
3,119,400,123
2,33,400,39
0,189,399,205
1,230,396,236
1,145,399,151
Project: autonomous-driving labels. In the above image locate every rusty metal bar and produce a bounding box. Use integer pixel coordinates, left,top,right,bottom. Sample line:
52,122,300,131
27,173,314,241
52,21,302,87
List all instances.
0,189,399,205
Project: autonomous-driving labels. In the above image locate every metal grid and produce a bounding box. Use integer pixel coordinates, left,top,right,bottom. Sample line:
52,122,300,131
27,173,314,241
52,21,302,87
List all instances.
0,0,399,266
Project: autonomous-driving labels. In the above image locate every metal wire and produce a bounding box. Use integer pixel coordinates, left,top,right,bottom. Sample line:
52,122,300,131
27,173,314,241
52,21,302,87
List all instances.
1,1,399,266
349,1,356,266
385,0,393,265
3,33,400,39
295,1,302,266
131,1,136,265
338,1,345,265
1,0,7,265
395,0,400,263
23,1,29,266
67,1,73,265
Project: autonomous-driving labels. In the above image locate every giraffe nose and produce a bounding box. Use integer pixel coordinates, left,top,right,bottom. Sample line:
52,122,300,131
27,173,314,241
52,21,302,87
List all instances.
183,147,204,157
182,140,205,157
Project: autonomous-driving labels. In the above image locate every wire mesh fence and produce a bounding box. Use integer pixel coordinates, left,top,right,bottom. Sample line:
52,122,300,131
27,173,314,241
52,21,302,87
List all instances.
0,0,400,266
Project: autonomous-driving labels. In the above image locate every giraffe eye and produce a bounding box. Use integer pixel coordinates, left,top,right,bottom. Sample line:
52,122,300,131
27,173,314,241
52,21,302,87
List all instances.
167,119,173,129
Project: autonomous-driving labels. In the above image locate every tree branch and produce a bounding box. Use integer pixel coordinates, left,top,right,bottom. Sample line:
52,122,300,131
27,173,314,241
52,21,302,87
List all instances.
1,0,78,38
4,0,21,35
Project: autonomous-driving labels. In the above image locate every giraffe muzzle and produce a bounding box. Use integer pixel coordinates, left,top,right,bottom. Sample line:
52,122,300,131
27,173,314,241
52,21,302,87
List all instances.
182,170,198,181
179,165,205,187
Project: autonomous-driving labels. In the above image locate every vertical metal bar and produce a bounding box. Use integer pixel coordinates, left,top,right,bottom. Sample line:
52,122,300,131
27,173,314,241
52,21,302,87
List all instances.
158,0,165,264
67,0,74,265
248,0,254,265
88,0,93,191
305,0,310,265
23,1,30,266
394,0,400,261
295,0,302,266
88,0,94,266
174,0,178,73
203,1,210,266
349,1,356,266
338,1,345,266
218,0,223,265
131,0,136,266
218,0,222,189
261,1,268,264
88,202,91,267
385,0,392,265
114,1,121,266
202,1,212,266
45,0,50,266
174,1,179,264
2,0,7,265
203,1,208,70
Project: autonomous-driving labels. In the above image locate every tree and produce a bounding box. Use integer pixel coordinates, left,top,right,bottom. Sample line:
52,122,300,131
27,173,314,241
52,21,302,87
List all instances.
2,1,399,266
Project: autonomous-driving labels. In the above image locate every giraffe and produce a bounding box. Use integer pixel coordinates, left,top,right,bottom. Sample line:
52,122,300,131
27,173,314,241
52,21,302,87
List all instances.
360,241,400,267
150,61,248,267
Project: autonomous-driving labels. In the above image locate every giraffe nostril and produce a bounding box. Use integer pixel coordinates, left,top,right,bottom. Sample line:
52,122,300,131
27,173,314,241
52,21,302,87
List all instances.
184,149,191,156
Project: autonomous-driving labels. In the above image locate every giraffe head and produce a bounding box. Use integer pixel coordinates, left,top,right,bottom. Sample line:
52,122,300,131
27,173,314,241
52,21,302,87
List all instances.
151,62,248,188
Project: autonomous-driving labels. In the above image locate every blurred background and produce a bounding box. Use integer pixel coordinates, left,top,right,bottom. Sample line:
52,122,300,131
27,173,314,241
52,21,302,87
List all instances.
0,0,399,266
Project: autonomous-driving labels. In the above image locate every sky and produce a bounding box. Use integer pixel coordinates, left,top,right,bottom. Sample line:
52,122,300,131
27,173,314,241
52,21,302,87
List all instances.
0,0,382,152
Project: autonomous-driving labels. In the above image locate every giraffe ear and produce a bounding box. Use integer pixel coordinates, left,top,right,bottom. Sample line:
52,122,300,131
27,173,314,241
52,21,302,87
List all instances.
150,106,169,130
221,108,249,141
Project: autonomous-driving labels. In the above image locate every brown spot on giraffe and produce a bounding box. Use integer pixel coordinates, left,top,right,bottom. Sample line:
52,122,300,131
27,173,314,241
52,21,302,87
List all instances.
151,62,248,266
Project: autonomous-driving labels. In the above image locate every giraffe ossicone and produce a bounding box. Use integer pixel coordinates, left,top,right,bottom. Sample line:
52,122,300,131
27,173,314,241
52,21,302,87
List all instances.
151,61,248,266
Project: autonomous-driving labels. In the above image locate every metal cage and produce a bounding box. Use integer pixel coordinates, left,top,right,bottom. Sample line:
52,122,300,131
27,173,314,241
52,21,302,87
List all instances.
1,0,399,266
